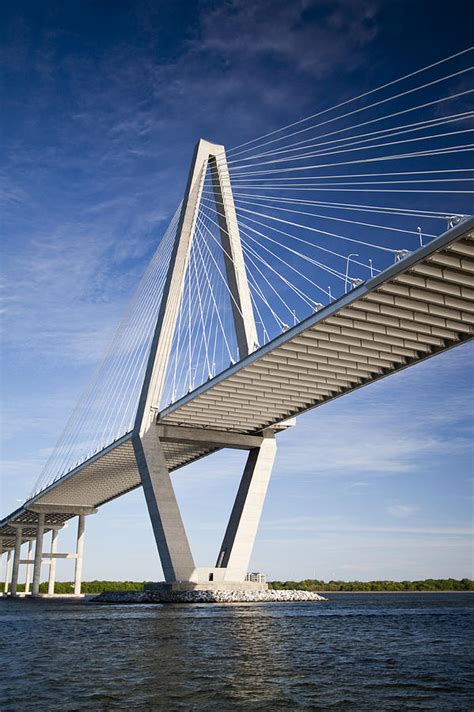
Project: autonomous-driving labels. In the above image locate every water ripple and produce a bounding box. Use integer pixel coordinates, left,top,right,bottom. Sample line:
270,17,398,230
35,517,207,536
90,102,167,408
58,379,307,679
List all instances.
0,593,473,711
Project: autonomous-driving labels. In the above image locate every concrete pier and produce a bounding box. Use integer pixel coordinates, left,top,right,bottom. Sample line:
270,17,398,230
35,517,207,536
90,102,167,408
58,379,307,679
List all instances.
0,506,96,597
3,550,12,594
11,526,22,596
24,540,33,594
32,512,45,596
48,529,59,595
74,514,85,595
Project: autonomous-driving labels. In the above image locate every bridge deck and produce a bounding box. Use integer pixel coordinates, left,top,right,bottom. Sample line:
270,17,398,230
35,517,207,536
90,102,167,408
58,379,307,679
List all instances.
1,218,473,546
160,217,474,431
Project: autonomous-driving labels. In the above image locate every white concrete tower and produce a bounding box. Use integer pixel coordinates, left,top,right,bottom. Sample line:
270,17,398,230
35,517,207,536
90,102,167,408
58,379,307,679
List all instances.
133,139,278,590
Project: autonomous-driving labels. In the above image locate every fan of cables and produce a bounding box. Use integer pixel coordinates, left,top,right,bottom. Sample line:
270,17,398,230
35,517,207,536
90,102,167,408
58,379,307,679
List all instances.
31,47,473,496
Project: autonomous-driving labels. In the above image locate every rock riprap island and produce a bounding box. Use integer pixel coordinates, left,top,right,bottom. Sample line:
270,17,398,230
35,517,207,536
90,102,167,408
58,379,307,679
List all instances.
92,589,327,604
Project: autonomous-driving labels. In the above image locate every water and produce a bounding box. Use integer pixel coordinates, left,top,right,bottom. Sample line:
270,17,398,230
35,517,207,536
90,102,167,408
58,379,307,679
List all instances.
1,593,473,711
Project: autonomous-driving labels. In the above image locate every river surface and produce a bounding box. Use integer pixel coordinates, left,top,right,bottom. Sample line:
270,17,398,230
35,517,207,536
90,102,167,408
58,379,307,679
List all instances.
1,593,473,711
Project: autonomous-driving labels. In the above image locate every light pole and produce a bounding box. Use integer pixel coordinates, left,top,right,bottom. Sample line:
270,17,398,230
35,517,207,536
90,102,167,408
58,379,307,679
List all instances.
345,253,359,293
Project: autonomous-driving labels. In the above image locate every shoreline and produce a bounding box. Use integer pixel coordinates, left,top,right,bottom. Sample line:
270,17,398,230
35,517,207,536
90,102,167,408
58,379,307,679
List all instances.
310,590,474,594
1,590,472,603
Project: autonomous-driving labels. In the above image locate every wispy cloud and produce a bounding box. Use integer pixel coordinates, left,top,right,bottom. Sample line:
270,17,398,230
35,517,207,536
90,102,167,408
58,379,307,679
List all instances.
386,504,419,518
273,375,473,478
1,0,382,373
172,370,473,486
260,514,471,537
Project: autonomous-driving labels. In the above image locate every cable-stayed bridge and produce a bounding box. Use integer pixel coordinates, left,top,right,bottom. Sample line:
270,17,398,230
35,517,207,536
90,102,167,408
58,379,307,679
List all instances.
1,48,473,596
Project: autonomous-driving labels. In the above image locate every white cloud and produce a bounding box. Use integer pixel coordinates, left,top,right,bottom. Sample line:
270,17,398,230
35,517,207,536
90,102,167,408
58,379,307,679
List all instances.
266,345,474,480
386,504,419,518
260,514,471,537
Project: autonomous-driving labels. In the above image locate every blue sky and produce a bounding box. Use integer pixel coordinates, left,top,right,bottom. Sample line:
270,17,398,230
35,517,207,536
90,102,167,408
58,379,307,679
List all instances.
1,0,473,581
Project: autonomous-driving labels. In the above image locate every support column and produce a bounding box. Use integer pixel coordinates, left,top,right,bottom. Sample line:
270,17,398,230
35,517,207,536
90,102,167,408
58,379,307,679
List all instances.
24,540,33,595
217,429,277,582
32,512,45,596
4,550,12,594
48,529,58,595
133,428,195,583
74,515,85,595
10,527,23,596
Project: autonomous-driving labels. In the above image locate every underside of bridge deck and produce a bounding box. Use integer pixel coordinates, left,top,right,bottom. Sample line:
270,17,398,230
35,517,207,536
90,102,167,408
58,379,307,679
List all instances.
159,218,473,432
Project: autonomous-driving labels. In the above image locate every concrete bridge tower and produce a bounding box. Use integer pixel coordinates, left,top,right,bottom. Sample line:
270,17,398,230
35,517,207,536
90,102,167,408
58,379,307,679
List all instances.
133,139,280,591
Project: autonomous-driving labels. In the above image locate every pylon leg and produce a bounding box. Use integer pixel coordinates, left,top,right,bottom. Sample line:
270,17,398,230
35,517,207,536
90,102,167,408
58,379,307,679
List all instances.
217,429,277,582
134,426,195,583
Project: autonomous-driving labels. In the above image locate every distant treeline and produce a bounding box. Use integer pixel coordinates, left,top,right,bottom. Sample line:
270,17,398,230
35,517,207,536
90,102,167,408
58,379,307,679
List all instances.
268,578,474,592
2,578,472,594
1,581,144,594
